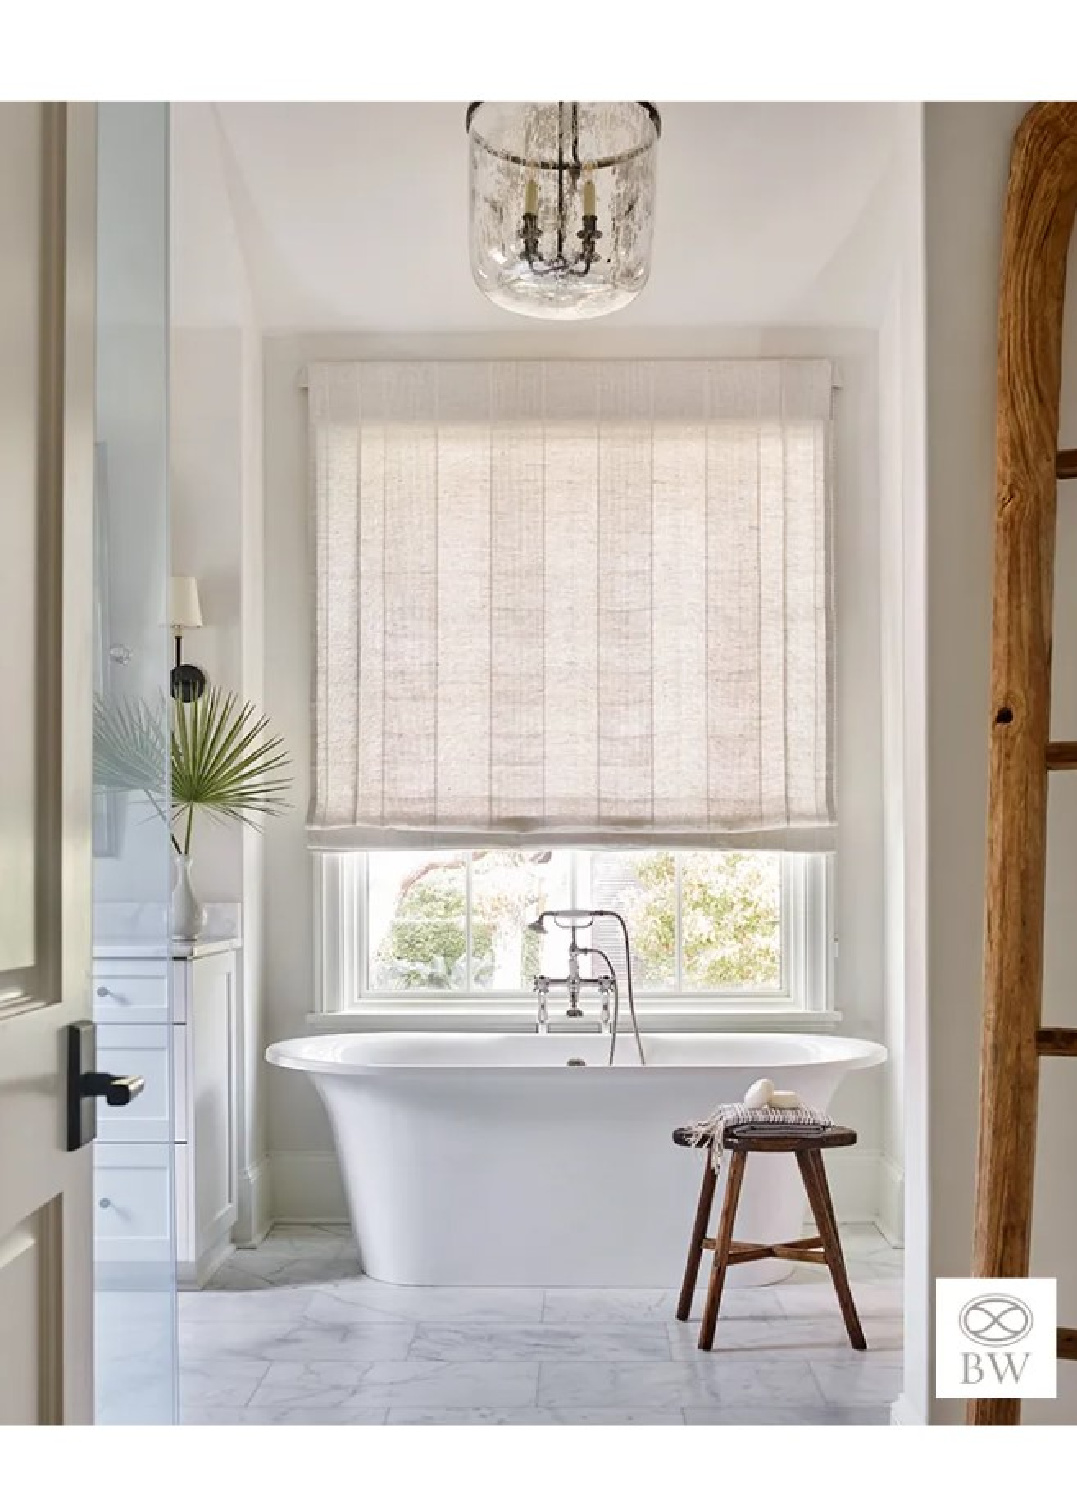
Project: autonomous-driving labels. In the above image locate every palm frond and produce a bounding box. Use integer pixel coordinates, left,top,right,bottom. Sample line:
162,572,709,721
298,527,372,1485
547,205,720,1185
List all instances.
171,687,293,851
94,694,170,793
94,688,293,857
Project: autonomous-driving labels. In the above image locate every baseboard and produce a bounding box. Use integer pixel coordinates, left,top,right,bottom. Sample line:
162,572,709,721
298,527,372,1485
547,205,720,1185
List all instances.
178,1236,235,1291
234,1156,272,1248
875,1154,905,1247
799,1145,885,1229
270,1150,347,1225
890,1392,924,1426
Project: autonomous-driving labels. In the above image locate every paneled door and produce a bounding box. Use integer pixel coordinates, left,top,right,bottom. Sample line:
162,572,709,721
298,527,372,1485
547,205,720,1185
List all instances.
0,103,98,1425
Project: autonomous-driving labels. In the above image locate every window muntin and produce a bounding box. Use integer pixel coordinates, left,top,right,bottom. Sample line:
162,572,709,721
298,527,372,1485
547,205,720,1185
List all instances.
359,848,790,999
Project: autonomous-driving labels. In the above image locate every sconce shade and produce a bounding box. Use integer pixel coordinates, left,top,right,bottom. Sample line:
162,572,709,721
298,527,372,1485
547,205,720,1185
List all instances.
169,575,203,631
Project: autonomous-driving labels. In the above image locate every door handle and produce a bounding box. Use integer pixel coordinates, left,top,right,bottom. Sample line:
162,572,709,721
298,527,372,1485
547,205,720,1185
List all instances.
66,1021,146,1151
82,1072,145,1108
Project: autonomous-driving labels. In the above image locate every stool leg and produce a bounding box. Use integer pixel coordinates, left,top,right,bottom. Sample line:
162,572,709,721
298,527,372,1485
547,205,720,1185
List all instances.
676,1156,718,1321
797,1149,867,1351
698,1149,746,1352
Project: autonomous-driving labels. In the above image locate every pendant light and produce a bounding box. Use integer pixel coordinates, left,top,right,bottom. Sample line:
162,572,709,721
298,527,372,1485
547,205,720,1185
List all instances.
466,102,660,321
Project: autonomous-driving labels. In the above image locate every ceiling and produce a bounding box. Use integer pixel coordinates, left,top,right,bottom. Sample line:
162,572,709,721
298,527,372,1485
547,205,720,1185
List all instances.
173,103,911,332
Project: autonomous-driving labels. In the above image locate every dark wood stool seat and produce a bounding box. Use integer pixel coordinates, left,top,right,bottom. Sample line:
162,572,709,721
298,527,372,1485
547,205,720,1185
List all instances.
672,1121,866,1353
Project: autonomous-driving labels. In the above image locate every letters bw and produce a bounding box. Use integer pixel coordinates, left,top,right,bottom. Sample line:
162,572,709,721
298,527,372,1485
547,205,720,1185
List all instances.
961,1351,1031,1386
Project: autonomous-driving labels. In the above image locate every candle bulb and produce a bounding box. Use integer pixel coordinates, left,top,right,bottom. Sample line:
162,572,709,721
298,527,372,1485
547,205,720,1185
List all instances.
524,177,539,216
583,177,596,217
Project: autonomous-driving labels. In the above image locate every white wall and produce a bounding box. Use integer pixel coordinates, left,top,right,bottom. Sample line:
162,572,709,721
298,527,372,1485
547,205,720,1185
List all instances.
923,102,1077,1425
170,327,244,898
260,324,889,1227
169,104,269,1243
169,322,267,1241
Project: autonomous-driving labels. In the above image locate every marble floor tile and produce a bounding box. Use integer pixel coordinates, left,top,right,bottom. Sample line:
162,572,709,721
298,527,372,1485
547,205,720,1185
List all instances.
174,1220,902,1429
776,1279,903,1318
182,1405,388,1426
410,1322,670,1363
541,1289,679,1323
806,1339,905,1366
178,1357,270,1408
252,1358,541,1410
180,1317,415,1364
683,1403,892,1425
301,1289,425,1327
243,1360,375,1412
178,1288,317,1323
690,1358,825,1407
542,1286,789,1322
672,1286,786,1320
809,1358,905,1405
311,1279,546,1324
387,1407,686,1425
266,1223,352,1244
536,1359,730,1411
669,1315,904,1359
201,1261,337,1292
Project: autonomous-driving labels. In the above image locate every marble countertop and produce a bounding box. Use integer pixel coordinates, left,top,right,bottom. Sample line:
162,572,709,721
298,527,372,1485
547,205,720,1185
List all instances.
92,935,242,961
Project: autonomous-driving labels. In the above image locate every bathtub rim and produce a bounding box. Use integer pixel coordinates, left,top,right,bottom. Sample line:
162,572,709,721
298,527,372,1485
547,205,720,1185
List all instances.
265,1031,887,1079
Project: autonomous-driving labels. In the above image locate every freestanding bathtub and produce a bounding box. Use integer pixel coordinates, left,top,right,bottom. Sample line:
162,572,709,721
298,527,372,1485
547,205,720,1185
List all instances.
267,1032,885,1288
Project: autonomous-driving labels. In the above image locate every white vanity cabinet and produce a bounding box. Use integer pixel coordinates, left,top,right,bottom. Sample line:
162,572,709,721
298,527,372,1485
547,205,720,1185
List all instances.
93,940,240,1288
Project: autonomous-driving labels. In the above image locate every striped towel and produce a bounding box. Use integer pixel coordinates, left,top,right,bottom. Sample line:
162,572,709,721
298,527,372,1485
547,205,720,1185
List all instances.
682,1103,833,1169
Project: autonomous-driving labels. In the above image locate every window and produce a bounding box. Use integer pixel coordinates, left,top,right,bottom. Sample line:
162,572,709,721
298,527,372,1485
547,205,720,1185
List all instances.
307,359,838,1023
317,848,832,1012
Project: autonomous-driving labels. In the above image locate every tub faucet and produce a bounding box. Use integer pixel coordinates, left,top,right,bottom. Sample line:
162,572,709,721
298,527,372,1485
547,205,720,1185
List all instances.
534,975,550,1035
528,909,646,1066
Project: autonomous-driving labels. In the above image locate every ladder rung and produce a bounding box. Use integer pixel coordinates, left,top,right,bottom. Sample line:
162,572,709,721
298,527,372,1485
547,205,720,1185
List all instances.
1059,1327,1077,1360
1059,449,1077,480
1037,1028,1077,1056
1046,742,1077,769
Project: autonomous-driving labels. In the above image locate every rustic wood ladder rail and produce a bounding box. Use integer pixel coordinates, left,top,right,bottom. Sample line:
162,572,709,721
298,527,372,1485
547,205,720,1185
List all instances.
970,102,1077,1426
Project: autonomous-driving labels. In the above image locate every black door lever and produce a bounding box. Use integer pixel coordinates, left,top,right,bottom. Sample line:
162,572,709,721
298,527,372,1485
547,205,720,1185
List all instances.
66,1021,146,1151
81,1071,145,1108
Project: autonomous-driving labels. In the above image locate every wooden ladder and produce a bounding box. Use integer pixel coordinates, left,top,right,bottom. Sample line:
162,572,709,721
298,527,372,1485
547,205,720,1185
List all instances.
970,102,1077,1425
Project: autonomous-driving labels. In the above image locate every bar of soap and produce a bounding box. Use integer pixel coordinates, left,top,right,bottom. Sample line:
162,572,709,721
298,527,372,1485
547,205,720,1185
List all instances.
743,1078,775,1108
769,1089,802,1110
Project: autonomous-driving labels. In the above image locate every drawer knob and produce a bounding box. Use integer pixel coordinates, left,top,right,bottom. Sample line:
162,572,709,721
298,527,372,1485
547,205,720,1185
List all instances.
98,1197,112,1210
96,986,110,998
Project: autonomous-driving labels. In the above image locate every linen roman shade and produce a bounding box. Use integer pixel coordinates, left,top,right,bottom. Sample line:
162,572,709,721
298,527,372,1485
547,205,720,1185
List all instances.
307,359,835,850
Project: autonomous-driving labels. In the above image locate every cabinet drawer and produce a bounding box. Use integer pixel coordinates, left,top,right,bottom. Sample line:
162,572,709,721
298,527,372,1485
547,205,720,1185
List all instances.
95,1024,186,1145
94,1144,174,1263
94,961,173,1025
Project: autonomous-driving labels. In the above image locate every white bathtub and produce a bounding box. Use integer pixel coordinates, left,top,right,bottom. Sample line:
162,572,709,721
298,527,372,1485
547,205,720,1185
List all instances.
266,1032,885,1288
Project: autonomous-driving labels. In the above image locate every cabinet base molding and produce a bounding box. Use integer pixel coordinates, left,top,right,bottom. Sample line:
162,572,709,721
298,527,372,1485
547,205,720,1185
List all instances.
177,1234,235,1291
234,1156,272,1248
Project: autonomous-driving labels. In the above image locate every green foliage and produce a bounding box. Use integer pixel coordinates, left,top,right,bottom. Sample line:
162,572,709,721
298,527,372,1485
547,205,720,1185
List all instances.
374,851,546,992
171,688,292,851
93,689,292,857
372,848,779,996
627,852,781,990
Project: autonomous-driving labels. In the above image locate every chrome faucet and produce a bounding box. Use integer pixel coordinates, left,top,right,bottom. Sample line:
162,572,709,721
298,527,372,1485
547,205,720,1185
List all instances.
534,975,550,1034
529,909,646,1065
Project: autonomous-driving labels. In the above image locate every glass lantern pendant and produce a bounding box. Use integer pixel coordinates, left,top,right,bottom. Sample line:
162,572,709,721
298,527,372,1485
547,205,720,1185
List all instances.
466,102,660,321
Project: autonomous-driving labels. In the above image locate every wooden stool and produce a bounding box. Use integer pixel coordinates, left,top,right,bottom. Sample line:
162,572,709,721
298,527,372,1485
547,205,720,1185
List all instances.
673,1123,866,1353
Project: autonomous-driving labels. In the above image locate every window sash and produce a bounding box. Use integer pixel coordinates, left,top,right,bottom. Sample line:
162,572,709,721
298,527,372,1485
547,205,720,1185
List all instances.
313,849,833,1013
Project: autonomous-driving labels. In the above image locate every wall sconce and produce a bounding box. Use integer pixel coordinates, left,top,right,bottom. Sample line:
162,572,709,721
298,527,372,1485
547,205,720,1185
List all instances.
169,575,206,701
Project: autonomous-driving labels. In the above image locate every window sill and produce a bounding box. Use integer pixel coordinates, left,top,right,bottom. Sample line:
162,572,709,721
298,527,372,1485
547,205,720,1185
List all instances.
304,1005,845,1035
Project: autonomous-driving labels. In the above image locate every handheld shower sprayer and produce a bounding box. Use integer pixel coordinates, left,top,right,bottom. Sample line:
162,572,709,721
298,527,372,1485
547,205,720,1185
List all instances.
529,908,646,1066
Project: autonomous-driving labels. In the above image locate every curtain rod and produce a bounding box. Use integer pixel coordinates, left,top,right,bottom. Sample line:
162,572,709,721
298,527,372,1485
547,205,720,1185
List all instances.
297,364,845,391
